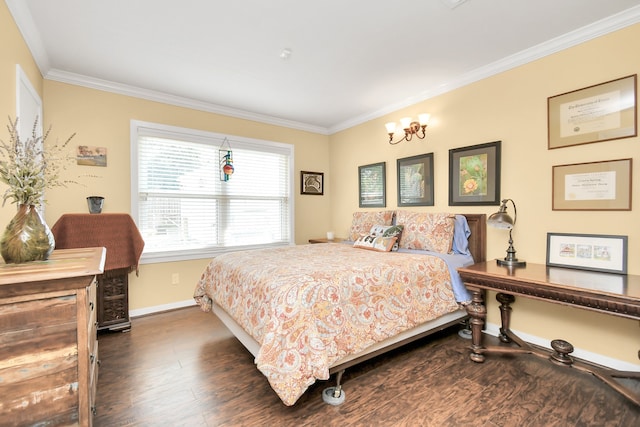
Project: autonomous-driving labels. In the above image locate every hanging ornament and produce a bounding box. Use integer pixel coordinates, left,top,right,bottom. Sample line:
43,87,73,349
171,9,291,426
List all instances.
219,138,234,181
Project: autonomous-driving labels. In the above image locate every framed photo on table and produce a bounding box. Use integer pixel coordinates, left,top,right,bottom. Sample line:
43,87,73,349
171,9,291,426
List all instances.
359,162,386,208
449,141,501,206
546,232,627,274
397,153,434,207
552,158,632,210
547,75,637,149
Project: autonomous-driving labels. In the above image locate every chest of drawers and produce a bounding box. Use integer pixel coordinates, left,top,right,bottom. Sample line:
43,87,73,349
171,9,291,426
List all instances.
0,247,105,426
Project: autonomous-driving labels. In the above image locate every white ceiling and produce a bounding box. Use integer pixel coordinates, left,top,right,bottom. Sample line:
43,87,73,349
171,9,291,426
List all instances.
7,0,640,134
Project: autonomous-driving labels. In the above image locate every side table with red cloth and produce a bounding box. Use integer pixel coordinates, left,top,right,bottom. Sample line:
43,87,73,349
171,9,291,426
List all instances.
51,213,145,331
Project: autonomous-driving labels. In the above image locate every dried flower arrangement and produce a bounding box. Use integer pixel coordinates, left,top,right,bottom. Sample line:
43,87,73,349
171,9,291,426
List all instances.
0,116,77,207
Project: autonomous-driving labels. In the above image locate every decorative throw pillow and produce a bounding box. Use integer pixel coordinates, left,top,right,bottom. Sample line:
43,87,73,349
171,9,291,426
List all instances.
395,211,455,253
353,235,397,252
348,211,394,241
369,224,404,251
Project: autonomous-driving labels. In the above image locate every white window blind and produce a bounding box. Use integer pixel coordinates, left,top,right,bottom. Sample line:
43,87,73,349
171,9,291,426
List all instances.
131,121,294,263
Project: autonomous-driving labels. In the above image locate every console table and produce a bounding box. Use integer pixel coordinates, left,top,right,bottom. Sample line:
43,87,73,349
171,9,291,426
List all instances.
458,261,640,406
51,213,145,332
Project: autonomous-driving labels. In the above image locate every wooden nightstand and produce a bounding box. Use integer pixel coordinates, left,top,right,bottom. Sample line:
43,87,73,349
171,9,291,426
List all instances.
308,237,345,244
51,213,145,332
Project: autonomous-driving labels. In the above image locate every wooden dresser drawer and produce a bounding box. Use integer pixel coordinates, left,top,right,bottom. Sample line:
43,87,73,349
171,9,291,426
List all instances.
0,292,80,426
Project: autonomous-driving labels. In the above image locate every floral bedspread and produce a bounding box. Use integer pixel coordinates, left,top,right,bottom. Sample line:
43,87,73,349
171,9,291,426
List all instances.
193,243,460,406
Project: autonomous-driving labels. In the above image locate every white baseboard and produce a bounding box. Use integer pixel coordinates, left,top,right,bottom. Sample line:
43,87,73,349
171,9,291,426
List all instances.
484,322,640,371
130,299,197,318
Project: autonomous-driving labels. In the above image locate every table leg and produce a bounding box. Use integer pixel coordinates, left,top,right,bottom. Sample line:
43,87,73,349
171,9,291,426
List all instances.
465,288,487,363
496,293,515,343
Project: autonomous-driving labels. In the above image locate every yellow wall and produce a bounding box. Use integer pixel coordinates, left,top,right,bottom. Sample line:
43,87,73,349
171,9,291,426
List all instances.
2,1,638,365
41,81,331,310
2,0,331,314
0,3,43,226
329,24,640,365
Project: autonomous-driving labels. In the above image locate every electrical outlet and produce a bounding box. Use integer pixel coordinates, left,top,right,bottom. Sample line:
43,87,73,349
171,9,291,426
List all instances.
171,273,179,285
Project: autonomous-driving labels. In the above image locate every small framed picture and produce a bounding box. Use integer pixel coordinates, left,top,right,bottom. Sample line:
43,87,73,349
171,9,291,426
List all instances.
358,162,386,208
449,141,501,206
77,145,107,167
300,171,324,195
397,153,434,207
546,232,628,274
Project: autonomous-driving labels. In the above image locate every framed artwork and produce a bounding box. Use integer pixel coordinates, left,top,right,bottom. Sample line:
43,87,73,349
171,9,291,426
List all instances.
300,171,324,195
397,153,434,207
449,141,501,206
358,162,386,208
76,145,107,167
552,158,632,210
546,232,627,274
547,74,637,149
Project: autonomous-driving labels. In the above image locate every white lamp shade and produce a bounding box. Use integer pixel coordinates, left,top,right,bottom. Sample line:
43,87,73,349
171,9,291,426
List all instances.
418,113,431,125
385,122,396,133
400,117,412,129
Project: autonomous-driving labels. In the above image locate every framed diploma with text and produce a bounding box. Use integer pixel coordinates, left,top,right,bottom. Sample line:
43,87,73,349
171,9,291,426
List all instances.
552,158,632,210
547,75,637,149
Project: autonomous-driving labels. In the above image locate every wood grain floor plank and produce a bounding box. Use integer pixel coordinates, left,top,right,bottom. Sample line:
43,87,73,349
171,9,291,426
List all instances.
94,307,640,426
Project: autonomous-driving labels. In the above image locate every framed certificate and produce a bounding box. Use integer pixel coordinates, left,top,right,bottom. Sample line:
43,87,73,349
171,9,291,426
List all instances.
547,75,637,149
552,158,632,210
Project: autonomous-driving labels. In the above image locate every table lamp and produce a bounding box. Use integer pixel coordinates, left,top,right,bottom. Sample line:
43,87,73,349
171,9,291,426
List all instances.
488,198,526,267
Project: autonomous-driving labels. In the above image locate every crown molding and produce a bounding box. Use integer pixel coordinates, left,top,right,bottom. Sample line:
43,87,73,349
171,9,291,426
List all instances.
7,0,640,136
329,4,640,134
5,0,50,73
44,69,330,135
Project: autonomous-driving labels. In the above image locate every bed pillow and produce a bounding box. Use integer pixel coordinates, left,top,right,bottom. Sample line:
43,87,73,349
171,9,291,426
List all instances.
452,214,471,255
396,211,455,253
348,211,394,241
369,224,404,251
353,235,397,252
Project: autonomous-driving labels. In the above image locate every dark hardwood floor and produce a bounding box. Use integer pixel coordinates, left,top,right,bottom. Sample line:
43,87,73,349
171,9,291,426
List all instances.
94,307,640,426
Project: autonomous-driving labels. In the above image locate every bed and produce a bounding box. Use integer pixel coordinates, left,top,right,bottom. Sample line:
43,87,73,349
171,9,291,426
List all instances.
194,212,486,406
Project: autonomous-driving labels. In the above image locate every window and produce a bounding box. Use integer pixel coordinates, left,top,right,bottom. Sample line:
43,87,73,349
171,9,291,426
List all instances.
131,121,294,263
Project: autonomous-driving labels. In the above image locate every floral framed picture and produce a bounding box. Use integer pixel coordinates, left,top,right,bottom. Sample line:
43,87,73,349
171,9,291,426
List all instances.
358,162,386,208
397,153,434,207
449,141,501,206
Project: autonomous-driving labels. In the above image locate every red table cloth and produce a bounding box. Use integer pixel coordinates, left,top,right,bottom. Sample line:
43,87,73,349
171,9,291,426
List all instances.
51,213,145,274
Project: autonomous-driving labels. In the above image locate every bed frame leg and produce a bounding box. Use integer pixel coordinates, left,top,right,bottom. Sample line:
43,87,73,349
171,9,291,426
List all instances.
322,369,346,405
